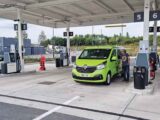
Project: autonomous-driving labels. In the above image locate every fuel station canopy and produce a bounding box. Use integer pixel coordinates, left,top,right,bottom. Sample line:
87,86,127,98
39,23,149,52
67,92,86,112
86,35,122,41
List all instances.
0,0,159,28
0,0,159,72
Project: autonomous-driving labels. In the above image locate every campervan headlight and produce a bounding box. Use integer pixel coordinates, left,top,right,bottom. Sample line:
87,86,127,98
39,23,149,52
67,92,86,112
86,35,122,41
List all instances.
96,61,107,70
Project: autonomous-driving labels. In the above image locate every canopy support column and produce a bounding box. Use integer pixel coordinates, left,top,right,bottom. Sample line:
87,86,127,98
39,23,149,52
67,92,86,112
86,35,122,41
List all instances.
143,0,150,49
143,0,150,83
153,21,157,52
66,22,70,65
53,28,54,37
17,8,24,72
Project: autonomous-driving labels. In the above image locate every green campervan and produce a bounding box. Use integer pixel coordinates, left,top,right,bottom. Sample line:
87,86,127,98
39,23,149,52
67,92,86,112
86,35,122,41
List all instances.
72,46,123,85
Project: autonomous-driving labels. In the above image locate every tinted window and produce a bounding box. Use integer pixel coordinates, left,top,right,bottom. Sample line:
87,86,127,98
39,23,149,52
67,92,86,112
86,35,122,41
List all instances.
111,49,116,57
79,49,111,59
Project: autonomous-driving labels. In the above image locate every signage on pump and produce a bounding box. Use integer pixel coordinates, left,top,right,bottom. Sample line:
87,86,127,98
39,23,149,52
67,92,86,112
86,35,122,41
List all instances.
134,10,160,22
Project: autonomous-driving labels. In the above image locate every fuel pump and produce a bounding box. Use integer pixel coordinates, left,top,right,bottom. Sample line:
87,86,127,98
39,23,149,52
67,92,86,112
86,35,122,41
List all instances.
134,41,150,89
54,46,68,67
1,44,21,74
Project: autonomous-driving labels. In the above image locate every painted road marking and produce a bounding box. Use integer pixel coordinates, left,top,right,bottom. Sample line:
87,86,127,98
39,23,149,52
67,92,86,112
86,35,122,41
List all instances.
33,96,80,120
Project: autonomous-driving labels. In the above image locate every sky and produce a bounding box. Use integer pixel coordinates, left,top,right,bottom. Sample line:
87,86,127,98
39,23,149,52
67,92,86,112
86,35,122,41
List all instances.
0,18,156,44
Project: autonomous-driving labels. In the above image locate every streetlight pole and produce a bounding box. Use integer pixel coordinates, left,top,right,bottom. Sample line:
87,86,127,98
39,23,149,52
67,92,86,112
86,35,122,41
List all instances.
17,8,24,72
101,28,103,45
92,26,94,45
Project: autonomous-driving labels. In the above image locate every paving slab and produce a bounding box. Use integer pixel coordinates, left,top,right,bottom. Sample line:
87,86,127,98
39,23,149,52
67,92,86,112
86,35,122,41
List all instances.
0,96,57,111
0,102,46,120
123,109,160,120
0,63,159,120
57,107,120,120
43,112,92,120
0,102,92,120
125,82,155,95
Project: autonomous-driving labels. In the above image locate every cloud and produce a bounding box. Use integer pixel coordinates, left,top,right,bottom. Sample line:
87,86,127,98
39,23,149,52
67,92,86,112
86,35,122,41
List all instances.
0,24,13,29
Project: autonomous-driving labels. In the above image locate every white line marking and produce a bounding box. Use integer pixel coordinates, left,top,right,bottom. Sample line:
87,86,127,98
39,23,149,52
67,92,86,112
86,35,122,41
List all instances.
33,96,80,120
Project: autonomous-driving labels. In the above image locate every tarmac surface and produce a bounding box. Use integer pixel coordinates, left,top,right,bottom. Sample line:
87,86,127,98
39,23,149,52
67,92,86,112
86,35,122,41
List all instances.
0,61,159,120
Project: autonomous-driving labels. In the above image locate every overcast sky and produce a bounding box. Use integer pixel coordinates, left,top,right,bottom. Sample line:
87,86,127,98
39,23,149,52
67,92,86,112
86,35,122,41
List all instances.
0,18,157,44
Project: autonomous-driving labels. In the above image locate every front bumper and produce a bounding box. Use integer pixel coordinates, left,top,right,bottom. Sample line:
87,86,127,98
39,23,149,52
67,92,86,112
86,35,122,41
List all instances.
72,68,106,83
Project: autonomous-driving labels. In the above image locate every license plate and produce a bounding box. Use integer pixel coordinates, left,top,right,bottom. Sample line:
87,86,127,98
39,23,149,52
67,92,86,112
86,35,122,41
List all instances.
81,73,89,77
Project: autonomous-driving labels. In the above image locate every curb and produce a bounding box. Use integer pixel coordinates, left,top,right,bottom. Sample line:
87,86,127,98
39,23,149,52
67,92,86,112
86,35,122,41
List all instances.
0,70,37,78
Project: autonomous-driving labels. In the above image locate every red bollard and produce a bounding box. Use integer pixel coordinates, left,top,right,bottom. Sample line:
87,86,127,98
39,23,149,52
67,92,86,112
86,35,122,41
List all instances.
39,55,46,71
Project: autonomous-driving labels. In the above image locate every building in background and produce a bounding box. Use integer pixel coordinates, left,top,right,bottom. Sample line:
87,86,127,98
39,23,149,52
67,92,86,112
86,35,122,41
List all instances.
0,37,46,56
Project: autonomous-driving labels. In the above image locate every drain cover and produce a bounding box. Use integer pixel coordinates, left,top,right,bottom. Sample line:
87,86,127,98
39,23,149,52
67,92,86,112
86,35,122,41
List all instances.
38,81,56,85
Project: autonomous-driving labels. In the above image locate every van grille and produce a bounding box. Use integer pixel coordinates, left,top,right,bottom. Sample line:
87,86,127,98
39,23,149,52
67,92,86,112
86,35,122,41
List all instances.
73,75,103,80
76,66,96,73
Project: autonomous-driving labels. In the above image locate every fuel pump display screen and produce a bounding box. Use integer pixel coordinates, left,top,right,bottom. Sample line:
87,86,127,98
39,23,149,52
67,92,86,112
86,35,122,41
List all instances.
9,53,15,62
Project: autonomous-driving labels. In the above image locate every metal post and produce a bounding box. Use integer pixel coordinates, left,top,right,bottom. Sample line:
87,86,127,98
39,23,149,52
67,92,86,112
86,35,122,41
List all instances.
143,0,150,83
153,21,157,52
92,26,94,45
151,0,157,52
53,28,54,37
17,8,24,72
66,22,70,65
143,0,150,50
100,29,102,44
121,24,123,36
52,27,55,45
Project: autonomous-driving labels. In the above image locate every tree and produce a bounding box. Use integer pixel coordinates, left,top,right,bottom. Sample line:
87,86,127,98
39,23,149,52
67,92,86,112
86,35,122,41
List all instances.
45,34,145,47
126,32,130,38
38,31,47,44
40,39,50,47
50,37,66,46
